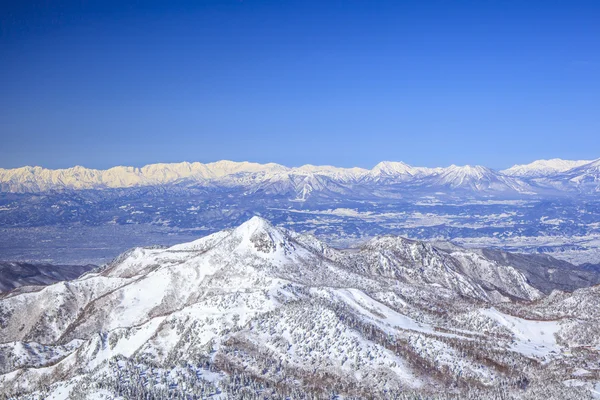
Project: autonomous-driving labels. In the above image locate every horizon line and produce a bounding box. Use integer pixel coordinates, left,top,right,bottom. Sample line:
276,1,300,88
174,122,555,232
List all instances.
0,157,597,173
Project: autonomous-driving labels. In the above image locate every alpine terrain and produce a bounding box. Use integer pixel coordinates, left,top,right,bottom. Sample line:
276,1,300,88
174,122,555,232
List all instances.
2,158,600,268
1,217,599,399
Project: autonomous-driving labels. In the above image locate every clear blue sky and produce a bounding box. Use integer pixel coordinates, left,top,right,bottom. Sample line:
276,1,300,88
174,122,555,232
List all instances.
1,0,599,170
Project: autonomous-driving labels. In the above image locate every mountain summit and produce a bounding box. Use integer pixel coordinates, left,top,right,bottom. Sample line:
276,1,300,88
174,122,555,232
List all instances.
1,217,599,398
502,158,593,177
2,158,598,196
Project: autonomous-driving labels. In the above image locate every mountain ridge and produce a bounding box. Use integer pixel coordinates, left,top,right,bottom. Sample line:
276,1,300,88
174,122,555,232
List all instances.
2,158,598,195
1,217,599,399
501,158,593,177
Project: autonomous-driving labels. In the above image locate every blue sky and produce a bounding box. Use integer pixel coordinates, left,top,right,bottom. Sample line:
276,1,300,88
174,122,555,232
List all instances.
1,0,599,170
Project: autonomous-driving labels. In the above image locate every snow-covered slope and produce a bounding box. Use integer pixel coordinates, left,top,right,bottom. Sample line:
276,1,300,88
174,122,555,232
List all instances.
294,164,368,182
502,159,592,178
522,158,600,193
368,161,440,182
0,161,290,192
418,165,533,193
560,159,600,192
1,217,598,399
347,235,543,302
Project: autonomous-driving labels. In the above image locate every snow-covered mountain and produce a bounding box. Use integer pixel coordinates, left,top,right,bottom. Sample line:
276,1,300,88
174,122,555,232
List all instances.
368,161,440,182
1,217,598,399
0,161,289,192
418,165,533,193
515,159,600,194
341,235,543,302
559,159,600,192
2,158,599,197
502,159,592,178
0,160,386,192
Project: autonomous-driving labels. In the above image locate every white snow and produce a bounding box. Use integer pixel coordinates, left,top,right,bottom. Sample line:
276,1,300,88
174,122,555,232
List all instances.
592,382,600,399
502,158,592,177
480,308,561,358
0,158,576,192
44,381,79,400
1,217,597,398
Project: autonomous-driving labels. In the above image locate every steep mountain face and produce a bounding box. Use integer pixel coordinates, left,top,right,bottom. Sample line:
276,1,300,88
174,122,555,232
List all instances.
417,165,532,193
0,262,96,292
502,159,600,194
0,161,289,192
502,159,592,178
1,217,598,399
3,158,598,198
294,164,369,183
559,159,600,192
340,236,543,302
367,161,440,183
247,172,358,201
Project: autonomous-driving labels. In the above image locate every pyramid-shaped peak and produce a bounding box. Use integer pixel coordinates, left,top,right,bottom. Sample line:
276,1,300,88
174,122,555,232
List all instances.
444,164,492,176
231,216,290,252
238,215,275,230
371,161,414,175
172,216,297,257
447,164,486,171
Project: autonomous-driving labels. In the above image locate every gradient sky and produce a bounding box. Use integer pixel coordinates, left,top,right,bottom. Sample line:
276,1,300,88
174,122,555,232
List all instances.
1,0,599,170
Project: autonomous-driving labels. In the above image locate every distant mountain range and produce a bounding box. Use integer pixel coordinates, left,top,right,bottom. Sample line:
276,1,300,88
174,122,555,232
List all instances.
1,158,599,197
1,217,599,399
501,158,593,177
2,157,599,269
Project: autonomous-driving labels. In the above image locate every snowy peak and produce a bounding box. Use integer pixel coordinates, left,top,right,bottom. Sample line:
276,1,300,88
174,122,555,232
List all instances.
1,158,599,195
441,164,491,179
231,216,291,254
371,161,415,176
558,158,600,191
425,164,529,192
234,215,275,233
568,157,600,173
0,160,291,191
203,160,288,178
502,158,592,177
294,164,368,181
367,161,445,184
2,218,599,399
171,216,300,261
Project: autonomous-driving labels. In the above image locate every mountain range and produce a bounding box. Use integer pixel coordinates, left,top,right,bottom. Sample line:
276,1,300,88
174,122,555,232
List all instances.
1,158,599,197
1,217,599,399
